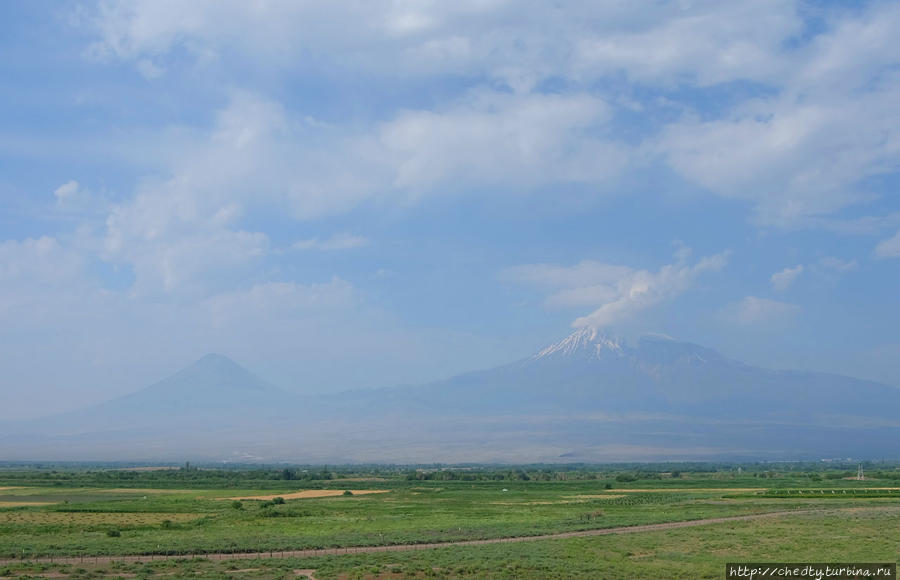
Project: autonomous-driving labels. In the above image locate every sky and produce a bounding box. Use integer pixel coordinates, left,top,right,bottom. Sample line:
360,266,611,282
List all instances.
1,1,900,420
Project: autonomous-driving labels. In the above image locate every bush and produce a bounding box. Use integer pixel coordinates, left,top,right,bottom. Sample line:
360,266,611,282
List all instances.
343,490,353,496
106,529,121,537
273,497,285,504
231,500,243,510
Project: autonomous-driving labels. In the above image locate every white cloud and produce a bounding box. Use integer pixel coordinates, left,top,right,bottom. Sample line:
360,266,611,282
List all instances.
380,91,625,192
80,1,799,89
726,296,799,326
53,180,79,200
504,250,729,329
767,258,856,290
575,1,800,86
770,264,803,291
78,2,900,230
49,180,112,219
292,234,370,252
571,253,729,329
101,123,273,299
874,230,900,259
96,88,627,275
658,94,896,225
107,227,269,296
77,2,601,85
655,3,900,227
96,92,370,296
84,0,522,80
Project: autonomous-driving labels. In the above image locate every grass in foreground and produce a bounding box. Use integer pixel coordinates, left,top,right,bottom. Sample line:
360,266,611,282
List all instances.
1,508,897,579
3,480,883,558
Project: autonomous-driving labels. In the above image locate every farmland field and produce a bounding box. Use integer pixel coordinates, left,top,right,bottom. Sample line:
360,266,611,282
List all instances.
0,464,898,578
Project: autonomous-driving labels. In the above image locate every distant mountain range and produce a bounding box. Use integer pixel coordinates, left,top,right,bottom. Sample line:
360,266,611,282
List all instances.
3,328,899,463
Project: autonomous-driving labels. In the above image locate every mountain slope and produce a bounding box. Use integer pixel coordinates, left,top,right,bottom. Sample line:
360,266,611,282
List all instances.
5,354,303,442
2,332,899,462
345,328,900,423
313,328,900,460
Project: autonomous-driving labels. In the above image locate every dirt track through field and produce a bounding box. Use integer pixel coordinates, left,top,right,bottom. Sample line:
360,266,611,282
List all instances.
5,507,897,567
223,490,389,501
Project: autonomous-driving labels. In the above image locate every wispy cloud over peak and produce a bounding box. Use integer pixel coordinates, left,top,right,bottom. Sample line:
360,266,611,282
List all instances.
504,248,729,329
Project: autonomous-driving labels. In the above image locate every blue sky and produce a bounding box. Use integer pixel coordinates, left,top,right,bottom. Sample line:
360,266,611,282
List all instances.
2,1,900,419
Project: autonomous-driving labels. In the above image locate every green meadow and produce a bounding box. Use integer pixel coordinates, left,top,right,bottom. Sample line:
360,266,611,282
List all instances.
0,464,897,578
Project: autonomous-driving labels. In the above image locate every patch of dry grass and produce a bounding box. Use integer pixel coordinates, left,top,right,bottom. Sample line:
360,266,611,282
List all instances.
0,501,58,508
0,512,209,525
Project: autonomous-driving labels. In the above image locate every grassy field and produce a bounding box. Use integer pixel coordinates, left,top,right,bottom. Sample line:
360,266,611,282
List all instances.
0,464,897,578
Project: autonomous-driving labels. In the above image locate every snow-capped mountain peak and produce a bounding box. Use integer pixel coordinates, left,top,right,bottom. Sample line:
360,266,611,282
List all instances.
532,326,624,360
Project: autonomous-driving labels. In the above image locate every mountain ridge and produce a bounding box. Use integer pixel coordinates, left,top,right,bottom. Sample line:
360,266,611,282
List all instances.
2,330,899,462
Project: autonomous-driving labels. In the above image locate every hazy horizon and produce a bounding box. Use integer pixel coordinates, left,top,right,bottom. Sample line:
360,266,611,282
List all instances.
14,327,900,424
2,2,900,422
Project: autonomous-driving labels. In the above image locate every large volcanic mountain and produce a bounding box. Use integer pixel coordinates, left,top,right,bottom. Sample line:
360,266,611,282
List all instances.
3,329,899,462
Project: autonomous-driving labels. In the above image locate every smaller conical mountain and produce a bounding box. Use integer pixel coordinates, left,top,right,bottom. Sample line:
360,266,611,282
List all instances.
0,354,311,461
111,353,283,405
24,354,292,436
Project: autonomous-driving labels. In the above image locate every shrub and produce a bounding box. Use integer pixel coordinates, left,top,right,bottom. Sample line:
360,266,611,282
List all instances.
106,529,121,537
231,500,243,510
343,490,353,496
273,497,285,505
